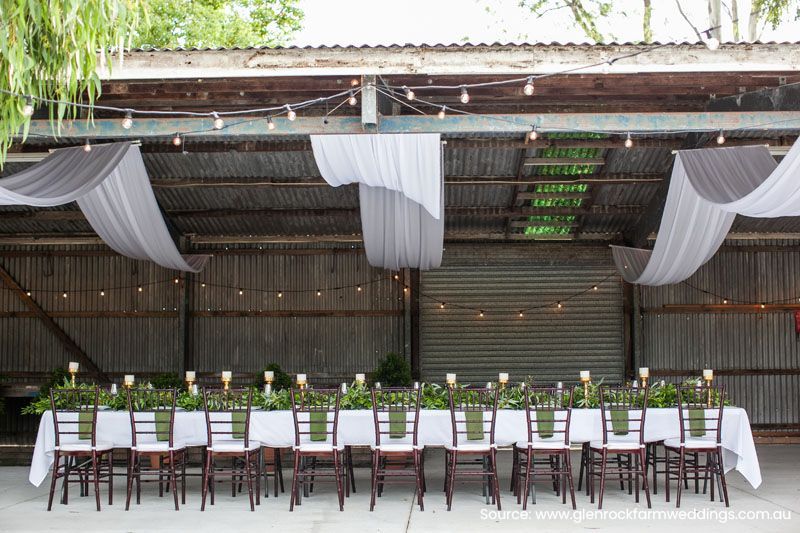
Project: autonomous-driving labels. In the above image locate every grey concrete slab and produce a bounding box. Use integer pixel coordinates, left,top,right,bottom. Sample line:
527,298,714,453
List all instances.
0,446,797,533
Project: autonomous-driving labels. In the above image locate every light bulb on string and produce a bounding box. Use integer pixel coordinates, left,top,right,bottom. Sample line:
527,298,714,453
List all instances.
437,106,446,119
403,287,409,293
83,140,92,152
440,302,445,309
277,291,283,298
201,282,206,288
348,90,357,106
174,278,180,284
356,285,362,292
172,133,182,146
557,302,562,309
523,77,535,96
121,110,133,129
760,303,766,309
529,126,538,141
393,274,399,281
22,97,34,117
100,289,105,296
716,130,726,144
316,289,322,296
26,291,31,297
239,288,244,295
212,112,224,130
624,133,633,149
138,286,143,293
459,86,470,104
705,31,720,51
723,298,728,304
479,310,485,317
267,116,276,130
62,291,68,299
286,105,296,121
593,285,598,291
519,311,524,317
403,86,415,101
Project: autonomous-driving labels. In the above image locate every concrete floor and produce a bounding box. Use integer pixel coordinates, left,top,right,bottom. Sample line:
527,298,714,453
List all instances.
0,446,797,533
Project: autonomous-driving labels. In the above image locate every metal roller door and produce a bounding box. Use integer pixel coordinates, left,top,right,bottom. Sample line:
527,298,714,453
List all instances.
419,245,624,384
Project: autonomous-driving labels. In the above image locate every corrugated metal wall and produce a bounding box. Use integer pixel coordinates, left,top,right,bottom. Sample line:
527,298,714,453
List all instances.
0,247,404,384
419,244,624,384
639,240,800,427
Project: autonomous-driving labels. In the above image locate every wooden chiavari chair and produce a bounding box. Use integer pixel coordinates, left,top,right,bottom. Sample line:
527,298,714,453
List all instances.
125,388,186,510
200,388,260,511
512,386,576,509
47,387,114,511
369,387,424,511
444,386,501,511
289,388,344,511
588,386,651,509
663,385,729,507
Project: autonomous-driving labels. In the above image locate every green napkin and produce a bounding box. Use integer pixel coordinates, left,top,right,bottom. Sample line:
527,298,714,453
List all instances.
155,411,171,442
688,408,707,437
610,409,629,436
232,412,247,439
78,412,93,440
388,407,407,439
535,410,555,439
465,411,484,441
309,411,328,442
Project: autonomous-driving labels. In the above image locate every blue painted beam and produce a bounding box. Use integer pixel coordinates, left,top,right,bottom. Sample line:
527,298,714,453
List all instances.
21,111,800,140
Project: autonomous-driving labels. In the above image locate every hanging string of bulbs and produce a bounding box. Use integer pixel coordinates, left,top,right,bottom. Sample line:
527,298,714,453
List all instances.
5,22,766,150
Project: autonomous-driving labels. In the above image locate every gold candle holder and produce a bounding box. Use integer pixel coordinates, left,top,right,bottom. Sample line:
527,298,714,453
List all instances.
639,367,649,389
703,369,714,408
446,373,456,388
579,371,591,408
498,372,509,389
68,362,79,387
185,371,196,391
221,371,232,392
123,374,135,389
296,374,307,390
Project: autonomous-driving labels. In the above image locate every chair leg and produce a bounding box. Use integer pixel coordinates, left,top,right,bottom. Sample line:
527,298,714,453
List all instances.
676,448,686,508
490,449,501,511
181,452,187,505
639,449,651,508
201,451,212,511
91,452,101,512
244,452,255,511
332,451,344,511
47,451,61,511
446,450,458,511
346,446,356,495
369,450,379,511
598,449,608,510
717,448,730,507
168,451,179,511
522,448,532,510
126,451,136,510
565,450,577,510
577,443,586,492
289,452,300,511
510,447,518,493
62,456,71,505
414,450,424,511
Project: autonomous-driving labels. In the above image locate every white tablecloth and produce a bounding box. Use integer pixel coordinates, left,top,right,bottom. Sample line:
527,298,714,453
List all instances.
29,408,761,489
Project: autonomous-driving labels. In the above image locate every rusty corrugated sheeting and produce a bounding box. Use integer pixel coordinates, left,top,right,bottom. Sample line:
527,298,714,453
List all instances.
420,244,623,384
156,185,359,210
445,148,518,177
144,151,321,180
192,251,403,381
639,242,800,426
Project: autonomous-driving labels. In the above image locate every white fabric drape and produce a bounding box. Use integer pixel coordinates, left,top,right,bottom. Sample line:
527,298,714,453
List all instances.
612,144,783,285
0,143,208,272
311,134,443,269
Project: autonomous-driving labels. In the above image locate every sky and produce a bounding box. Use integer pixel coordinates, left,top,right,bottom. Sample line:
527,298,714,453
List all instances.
290,0,800,46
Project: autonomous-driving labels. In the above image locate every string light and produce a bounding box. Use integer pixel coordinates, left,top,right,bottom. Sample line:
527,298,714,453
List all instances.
172,133,182,146
437,106,446,119
705,31,720,51
351,78,360,87
356,285,362,292
403,287,409,293
121,110,133,129
459,86,470,104
529,126,538,141
393,274,400,280
100,289,105,296
212,112,224,130
286,105,296,121
348,91,357,106
479,310,485,317
440,302,445,309
593,285,598,291
624,133,633,148
557,302,562,309
138,286,143,292
22,96,34,117
201,282,206,288
723,298,728,304
760,303,766,309
316,289,322,296
83,140,92,152
403,86,415,101
716,130,726,144
277,291,283,298
519,311,524,317
239,288,244,295
523,77,535,96
174,278,180,284
267,116,276,130
62,291,68,299
26,291,31,297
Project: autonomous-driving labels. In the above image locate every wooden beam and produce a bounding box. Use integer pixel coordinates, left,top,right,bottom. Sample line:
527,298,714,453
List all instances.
22,111,800,139
644,304,800,313
410,269,420,380
0,262,110,383
191,310,402,317
0,311,177,318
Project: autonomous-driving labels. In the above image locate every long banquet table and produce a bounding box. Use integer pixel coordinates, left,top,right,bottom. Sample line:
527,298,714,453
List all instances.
29,407,761,489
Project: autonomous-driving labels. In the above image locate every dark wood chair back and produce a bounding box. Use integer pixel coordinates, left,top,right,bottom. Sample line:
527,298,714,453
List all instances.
126,388,178,448
290,388,341,447
371,387,422,448
202,387,252,448
49,387,100,448
523,386,573,445
598,386,649,445
676,385,725,444
447,386,498,447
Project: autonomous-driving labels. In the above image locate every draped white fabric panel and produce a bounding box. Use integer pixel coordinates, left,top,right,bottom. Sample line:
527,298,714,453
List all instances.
311,133,444,269
0,143,208,272
612,144,786,285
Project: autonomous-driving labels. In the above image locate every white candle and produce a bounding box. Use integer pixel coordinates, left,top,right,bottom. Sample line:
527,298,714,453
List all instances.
264,371,274,382
498,372,509,383
191,384,198,396
703,369,714,379
580,370,591,380
446,373,457,384
556,382,563,390
110,384,118,395
185,371,196,381
375,382,382,389
296,373,307,385
124,374,135,385
355,373,366,383
639,367,649,378
68,362,79,372
221,371,232,381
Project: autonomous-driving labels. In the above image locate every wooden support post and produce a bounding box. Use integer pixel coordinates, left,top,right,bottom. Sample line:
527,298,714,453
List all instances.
179,272,194,375
0,262,110,383
622,280,635,381
410,269,421,380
